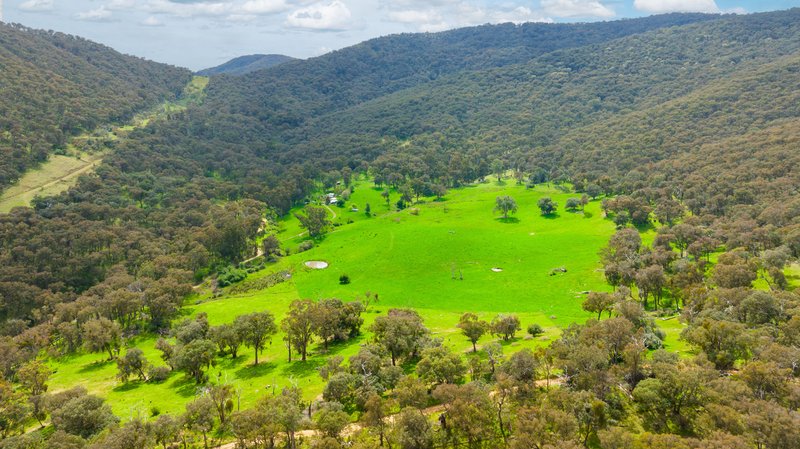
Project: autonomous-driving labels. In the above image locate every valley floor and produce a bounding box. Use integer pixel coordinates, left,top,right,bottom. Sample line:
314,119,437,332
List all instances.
48,180,621,418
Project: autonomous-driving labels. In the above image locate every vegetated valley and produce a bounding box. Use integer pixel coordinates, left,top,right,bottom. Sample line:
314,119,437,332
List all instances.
0,9,799,449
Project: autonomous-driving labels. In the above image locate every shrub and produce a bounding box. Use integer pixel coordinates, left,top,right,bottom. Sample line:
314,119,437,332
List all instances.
339,274,351,285
148,366,171,383
527,323,544,337
150,406,161,417
298,241,314,252
217,266,247,287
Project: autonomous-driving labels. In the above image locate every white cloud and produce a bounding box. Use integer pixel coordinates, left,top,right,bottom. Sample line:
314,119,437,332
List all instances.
145,0,230,18
141,15,164,26
382,1,551,32
240,0,290,14
101,0,293,21
19,0,54,12
286,1,352,31
75,6,114,21
541,0,614,18
633,0,719,13
387,9,442,25
108,0,137,9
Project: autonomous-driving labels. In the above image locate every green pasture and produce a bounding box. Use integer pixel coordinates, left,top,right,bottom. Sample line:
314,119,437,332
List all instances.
48,180,616,417
44,178,800,419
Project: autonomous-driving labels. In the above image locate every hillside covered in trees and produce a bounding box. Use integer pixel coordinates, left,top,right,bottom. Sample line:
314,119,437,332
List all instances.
0,8,800,449
196,54,296,77
0,23,191,189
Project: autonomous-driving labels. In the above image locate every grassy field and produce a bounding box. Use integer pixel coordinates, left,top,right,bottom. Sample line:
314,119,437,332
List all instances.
47,179,618,418
0,153,105,212
42,177,800,421
0,77,208,213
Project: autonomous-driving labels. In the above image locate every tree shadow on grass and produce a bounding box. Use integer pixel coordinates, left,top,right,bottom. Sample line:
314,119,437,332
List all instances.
312,336,365,358
112,382,141,393
541,213,561,220
215,355,247,370
235,361,277,380
170,376,202,398
634,221,656,233
498,338,521,348
495,217,520,224
280,359,325,378
79,359,113,374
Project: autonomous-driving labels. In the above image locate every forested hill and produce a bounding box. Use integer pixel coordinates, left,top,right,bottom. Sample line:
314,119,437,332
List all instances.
197,54,295,76
202,13,716,132
0,23,192,188
278,7,800,181
3,9,800,447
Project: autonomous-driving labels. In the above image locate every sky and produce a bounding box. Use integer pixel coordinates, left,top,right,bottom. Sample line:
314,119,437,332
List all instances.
3,0,800,70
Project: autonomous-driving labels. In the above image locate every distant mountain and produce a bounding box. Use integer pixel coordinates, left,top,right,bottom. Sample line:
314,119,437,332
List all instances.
0,23,191,188
197,54,295,76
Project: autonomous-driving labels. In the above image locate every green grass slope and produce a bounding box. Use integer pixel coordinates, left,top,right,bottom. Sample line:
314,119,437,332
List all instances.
46,180,614,417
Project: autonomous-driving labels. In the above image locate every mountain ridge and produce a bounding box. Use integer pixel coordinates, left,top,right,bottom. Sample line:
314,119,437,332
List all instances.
196,54,295,76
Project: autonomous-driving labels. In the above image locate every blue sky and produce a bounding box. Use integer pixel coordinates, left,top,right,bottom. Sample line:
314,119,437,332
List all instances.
3,0,799,70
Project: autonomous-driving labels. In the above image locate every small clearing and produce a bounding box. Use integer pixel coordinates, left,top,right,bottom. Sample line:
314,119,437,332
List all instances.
0,76,208,212
0,153,104,213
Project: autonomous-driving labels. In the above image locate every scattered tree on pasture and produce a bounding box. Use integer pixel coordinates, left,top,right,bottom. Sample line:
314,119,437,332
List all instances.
537,197,558,215
209,323,243,358
370,309,429,366
174,339,217,384
116,348,149,382
491,314,521,341
282,299,316,362
582,292,616,319
566,197,581,211
234,312,277,365
456,312,488,352
494,196,518,219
